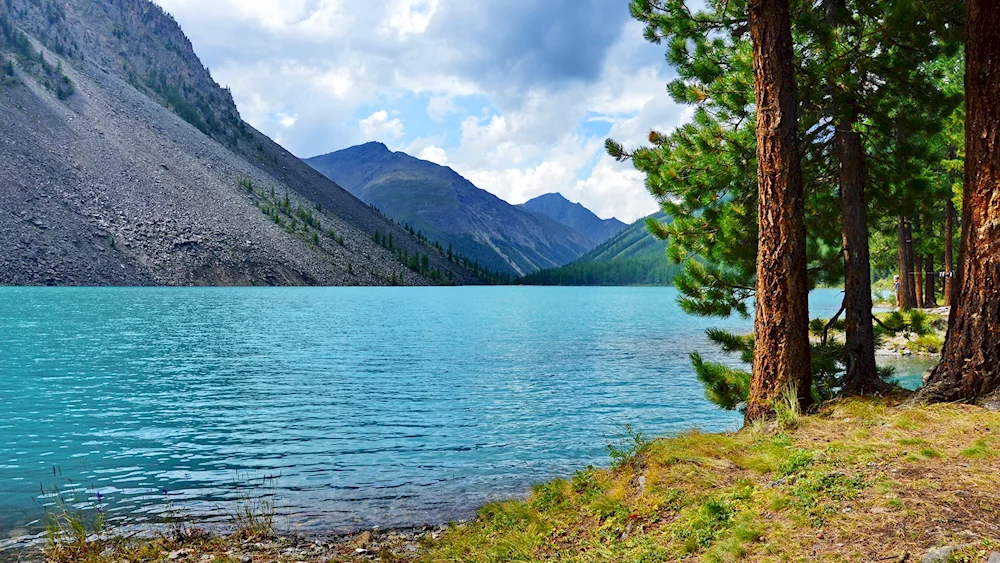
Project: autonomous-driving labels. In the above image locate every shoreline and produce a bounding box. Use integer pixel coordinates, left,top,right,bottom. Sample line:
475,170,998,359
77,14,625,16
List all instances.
1,522,457,563
12,398,1000,562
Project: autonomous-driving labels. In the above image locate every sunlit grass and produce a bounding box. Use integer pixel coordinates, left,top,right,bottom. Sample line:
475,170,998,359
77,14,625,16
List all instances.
419,398,1000,562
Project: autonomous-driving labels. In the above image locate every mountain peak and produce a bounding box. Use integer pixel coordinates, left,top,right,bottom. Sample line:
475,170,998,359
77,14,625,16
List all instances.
527,192,573,205
519,194,626,247
354,141,391,153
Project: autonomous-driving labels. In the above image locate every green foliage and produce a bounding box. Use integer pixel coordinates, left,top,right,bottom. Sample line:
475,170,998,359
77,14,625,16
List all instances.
691,352,751,411
875,309,941,340
706,328,754,363
778,449,815,476
521,212,682,286
237,175,254,192
908,310,932,336
144,69,232,138
672,497,734,554
40,486,108,563
692,313,896,410
810,343,850,400
0,11,74,98
373,223,510,285
606,424,651,469
231,477,276,540
521,254,681,286
615,0,961,416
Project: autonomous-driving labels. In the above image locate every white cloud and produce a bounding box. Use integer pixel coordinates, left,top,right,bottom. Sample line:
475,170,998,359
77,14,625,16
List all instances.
359,110,405,140
426,94,456,122
574,156,655,222
384,0,440,38
153,1,692,221
418,145,449,165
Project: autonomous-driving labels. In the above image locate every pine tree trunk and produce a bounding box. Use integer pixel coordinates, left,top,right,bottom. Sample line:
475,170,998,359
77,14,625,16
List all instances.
908,217,919,308
837,112,882,394
915,252,924,309
745,0,813,422
897,217,917,310
944,200,956,306
924,254,938,307
918,0,1000,405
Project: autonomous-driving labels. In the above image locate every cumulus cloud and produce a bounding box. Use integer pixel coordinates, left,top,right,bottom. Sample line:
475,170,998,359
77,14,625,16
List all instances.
384,0,440,38
154,0,689,221
417,145,449,165
359,111,405,140
426,94,456,122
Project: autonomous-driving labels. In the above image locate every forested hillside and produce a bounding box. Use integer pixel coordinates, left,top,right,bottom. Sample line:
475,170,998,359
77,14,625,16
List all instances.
520,213,680,286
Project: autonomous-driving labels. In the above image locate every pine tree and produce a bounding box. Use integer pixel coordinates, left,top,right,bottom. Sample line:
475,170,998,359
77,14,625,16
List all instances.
743,0,813,421
621,0,961,409
918,0,1000,404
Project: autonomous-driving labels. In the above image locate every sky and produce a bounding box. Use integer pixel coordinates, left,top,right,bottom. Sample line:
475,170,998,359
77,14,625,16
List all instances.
153,0,693,222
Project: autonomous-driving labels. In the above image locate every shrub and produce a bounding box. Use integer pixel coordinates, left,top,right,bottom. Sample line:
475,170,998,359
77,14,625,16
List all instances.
907,310,932,336
882,311,907,333
237,175,254,193
606,424,651,468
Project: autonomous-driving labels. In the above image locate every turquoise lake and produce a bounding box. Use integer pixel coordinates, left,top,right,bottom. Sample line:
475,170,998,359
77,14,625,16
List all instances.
0,287,933,540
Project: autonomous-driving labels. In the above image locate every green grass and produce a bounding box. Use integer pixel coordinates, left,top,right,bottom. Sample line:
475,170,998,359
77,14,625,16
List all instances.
419,399,1000,562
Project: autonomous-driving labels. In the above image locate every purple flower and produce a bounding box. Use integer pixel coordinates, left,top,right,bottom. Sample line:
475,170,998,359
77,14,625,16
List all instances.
96,492,103,501
161,489,168,496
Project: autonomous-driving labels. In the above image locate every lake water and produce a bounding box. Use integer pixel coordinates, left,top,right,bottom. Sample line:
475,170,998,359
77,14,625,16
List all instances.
0,287,934,541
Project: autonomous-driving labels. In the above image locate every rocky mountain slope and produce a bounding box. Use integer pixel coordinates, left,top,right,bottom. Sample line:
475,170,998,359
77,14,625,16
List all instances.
518,193,625,247
306,143,595,277
0,0,477,286
520,212,681,286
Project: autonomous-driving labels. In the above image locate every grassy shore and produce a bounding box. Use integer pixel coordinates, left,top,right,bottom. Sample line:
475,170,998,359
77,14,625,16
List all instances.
23,397,1000,563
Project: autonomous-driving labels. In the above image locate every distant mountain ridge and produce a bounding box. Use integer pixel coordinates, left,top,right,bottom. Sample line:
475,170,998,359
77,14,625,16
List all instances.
520,212,681,286
307,143,596,276
518,193,626,247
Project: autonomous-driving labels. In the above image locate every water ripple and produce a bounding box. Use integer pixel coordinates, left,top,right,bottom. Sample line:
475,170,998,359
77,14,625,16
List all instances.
0,287,876,536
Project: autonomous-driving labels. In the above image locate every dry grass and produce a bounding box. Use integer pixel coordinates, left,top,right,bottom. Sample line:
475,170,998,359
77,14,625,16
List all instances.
420,398,1000,562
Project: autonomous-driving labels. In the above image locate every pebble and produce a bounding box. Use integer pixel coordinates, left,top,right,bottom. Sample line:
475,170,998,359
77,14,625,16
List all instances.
921,545,967,563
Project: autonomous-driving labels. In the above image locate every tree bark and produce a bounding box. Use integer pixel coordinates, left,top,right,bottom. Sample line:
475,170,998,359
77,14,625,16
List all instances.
745,0,814,422
823,0,882,395
944,199,956,306
918,0,1000,405
915,252,924,309
924,254,938,307
837,112,883,394
897,216,917,310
